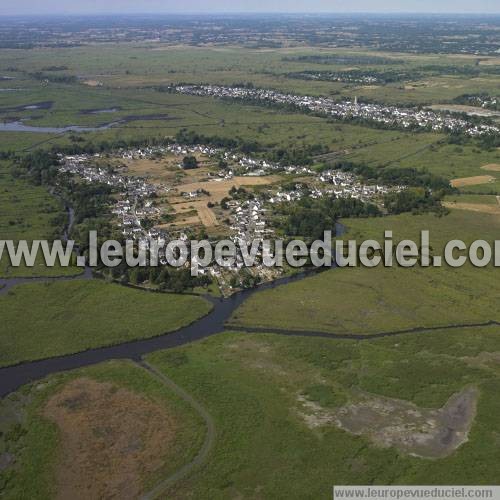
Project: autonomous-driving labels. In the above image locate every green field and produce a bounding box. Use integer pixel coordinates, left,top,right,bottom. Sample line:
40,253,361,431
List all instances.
1,44,498,105
0,360,205,499
1,44,498,185
230,210,500,334
0,161,80,278
0,280,212,367
5,325,500,499
1,37,500,498
143,328,500,497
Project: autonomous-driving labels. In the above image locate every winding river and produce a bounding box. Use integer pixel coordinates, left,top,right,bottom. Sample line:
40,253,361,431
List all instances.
0,217,494,398
0,266,324,397
0,213,346,397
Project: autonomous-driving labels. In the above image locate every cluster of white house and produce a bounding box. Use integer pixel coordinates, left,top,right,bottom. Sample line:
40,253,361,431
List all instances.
175,84,500,136
57,142,401,292
58,153,162,242
291,72,380,84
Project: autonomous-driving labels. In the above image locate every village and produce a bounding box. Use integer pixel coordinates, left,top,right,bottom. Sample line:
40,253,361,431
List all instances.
57,141,401,294
174,84,500,136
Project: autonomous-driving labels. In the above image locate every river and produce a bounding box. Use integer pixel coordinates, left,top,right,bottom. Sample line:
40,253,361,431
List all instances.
0,216,346,397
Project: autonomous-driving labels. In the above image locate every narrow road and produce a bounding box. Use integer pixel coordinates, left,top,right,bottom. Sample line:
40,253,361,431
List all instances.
137,360,216,500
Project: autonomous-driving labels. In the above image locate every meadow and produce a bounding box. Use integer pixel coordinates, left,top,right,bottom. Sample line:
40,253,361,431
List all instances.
0,360,205,499
229,209,500,334
5,324,500,499
1,44,498,185
0,280,212,367
0,161,80,278
1,44,499,105
0,32,500,500
144,328,500,498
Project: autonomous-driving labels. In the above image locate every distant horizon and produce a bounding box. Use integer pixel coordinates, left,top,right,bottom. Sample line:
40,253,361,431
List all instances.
1,11,500,17
1,0,499,17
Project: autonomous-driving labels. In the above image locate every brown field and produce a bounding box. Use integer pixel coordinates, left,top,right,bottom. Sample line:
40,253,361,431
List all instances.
43,377,177,500
119,154,217,184
450,175,496,188
478,57,500,66
168,175,280,227
82,80,103,87
481,164,500,172
121,158,179,183
443,201,500,215
173,176,280,203
170,200,218,227
119,154,215,184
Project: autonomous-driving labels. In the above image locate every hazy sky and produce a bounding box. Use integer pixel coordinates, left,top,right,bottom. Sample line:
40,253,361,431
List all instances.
1,0,499,16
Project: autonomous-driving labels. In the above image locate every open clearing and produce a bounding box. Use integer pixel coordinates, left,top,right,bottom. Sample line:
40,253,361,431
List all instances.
298,386,478,459
119,153,215,184
481,164,500,172
172,176,280,203
142,329,500,497
443,201,500,215
44,377,177,500
450,175,496,188
170,200,219,227
0,361,205,499
168,176,280,227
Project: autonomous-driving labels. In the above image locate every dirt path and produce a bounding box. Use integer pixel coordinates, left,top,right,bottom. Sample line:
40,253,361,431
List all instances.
136,360,216,500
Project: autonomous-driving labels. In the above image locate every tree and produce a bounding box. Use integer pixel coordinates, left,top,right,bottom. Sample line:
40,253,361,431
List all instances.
182,156,198,170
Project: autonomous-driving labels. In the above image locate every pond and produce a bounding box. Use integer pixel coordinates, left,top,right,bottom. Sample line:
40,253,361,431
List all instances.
0,120,118,133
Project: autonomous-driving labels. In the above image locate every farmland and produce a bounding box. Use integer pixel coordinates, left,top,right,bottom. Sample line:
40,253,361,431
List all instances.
168,176,280,228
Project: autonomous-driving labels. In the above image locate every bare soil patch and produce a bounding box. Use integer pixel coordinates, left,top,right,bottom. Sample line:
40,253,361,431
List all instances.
172,176,279,203
443,202,500,215
43,377,177,500
298,386,478,459
82,80,103,87
450,175,495,188
481,164,500,172
0,452,14,471
168,175,279,227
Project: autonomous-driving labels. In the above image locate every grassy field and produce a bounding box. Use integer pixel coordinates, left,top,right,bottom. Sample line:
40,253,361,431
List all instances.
0,280,212,367
349,140,500,179
142,328,500,498
0,84,443,159
444,194,499,205
0,360,205,499
0,44,497,184
1,44,498,105
5,326,500,498
0,161,80,278
1,41,500,499
229,210,500,334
